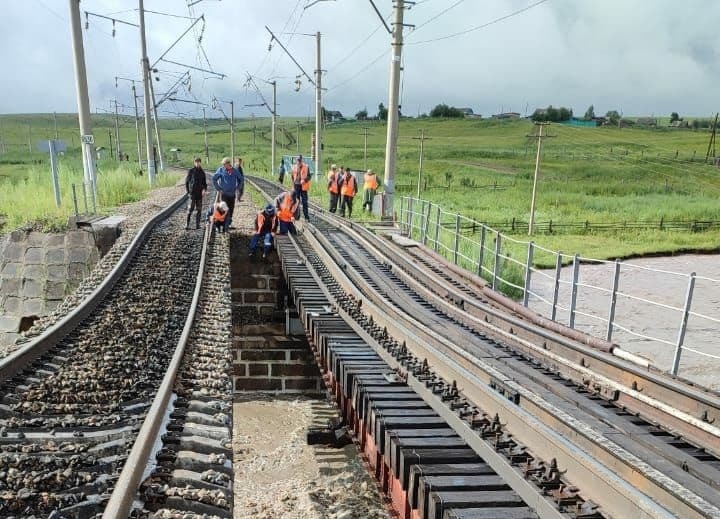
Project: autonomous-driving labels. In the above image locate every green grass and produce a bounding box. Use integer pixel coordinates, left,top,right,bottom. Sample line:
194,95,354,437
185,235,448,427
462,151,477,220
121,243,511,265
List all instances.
2,114,720,261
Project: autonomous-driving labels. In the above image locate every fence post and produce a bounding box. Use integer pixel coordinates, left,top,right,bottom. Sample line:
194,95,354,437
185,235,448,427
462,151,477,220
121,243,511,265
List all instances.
399,196,405,232
606,259,621,342
434,205,441,252
407,198,414,237
477,226,486,277
523,241,534,307
551,251,562,321
569,253,580,328
453,213,461,264
492,231,501,291
671,273,696,376
422,201,431,246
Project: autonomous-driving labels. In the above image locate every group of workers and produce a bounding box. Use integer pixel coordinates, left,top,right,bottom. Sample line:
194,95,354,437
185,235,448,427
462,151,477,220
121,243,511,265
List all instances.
184,154,382,260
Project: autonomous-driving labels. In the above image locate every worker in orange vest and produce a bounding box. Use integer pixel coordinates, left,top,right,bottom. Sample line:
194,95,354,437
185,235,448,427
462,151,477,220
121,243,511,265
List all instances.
291,155,311,220
207,201,228,233
362,169,379,213
274,190,299,235
327,164,341,213
249,204,279,258
339,167,357,218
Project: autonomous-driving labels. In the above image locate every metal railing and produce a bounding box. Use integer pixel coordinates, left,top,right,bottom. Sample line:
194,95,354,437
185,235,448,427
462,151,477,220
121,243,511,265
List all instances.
398,196,720,381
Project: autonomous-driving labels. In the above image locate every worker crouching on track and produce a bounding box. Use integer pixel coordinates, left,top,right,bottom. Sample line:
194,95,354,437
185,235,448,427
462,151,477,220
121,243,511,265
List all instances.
207,201,229,233
249,204,278,258
275,190,299,235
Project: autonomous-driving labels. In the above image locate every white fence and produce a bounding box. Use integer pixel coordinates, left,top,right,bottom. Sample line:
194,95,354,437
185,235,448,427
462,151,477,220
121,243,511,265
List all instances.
398,196,720,384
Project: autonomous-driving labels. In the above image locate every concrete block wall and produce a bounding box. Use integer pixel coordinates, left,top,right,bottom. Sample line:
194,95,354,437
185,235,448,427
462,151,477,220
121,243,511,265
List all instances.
0,229,101,337
232,330,322,392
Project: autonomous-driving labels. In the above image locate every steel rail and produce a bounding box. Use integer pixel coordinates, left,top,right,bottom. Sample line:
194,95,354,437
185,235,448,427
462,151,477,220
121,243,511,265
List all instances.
0,194,187,383
301,220,720,519
101,220,212,517
347,220,720,456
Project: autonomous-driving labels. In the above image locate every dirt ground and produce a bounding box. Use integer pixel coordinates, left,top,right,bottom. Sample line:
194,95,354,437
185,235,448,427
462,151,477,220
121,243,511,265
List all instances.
528,254,720,390
232,394,391,519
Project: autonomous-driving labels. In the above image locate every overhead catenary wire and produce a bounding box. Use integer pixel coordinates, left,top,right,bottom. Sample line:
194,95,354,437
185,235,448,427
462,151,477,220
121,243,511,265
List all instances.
406,0,550,45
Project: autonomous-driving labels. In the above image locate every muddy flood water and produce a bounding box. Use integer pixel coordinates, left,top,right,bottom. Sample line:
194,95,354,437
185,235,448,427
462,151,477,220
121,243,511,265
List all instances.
527,254,720,390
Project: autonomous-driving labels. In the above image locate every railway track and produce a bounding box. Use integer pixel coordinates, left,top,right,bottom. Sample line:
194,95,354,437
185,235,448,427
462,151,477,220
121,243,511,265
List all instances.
0,191,234,519
251,176,720,519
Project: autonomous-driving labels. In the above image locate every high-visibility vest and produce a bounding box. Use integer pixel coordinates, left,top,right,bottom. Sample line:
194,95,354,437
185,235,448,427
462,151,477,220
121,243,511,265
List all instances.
212,208,227,223
256,212,277,233
341,174,356,197
292,163,311,191
277,193,297,222
364,173,378,190
327,170,339,194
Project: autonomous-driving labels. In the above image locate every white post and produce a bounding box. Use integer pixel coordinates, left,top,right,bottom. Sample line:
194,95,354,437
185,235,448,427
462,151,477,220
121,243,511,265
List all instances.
569,253,580,328
523,241,534,307
606,259,621,342
49,140,61,207
382,0,404,218
671,273,696,376
68,0,97,196
138,0,156,184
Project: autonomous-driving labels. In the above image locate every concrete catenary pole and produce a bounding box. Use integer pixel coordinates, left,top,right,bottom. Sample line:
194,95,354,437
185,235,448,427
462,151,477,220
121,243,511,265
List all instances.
131,83,143,169
202,107,209,164
68,0,97,197
271,80,277,176
113,99,121,160
147,75,165,171
382,0,404,218
138,0,156,184
315,31,322,177
230,100,235,161
528,123,545,236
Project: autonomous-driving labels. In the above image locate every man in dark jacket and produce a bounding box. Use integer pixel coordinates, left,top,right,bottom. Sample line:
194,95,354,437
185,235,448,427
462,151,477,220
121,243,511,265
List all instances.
185,157,207,229
212,156,245,232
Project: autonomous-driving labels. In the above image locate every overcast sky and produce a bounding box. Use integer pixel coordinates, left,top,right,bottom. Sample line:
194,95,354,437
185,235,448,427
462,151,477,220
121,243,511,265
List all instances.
2,0,719,120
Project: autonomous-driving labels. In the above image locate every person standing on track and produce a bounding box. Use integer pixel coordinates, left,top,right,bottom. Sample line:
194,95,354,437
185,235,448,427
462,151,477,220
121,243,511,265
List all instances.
362,169,378,213
212,157,244,232
327,164,341,213
275,190,299,235
291,154,311,220
339,167,357,218
185,157,207,229
249,204,279,258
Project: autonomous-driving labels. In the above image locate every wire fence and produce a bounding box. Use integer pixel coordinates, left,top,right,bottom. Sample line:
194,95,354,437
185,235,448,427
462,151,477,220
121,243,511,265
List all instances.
397,196,720,382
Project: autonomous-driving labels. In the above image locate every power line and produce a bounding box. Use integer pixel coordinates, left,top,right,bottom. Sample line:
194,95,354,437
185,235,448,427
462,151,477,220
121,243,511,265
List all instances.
406,0,550,45
412,0,465,31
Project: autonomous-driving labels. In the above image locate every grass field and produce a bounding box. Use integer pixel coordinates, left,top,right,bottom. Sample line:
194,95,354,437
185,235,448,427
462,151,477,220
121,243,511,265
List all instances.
2,113,719,263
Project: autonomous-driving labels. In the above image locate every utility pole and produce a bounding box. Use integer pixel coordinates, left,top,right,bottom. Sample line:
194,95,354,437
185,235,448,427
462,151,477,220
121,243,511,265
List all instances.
69,0,97,201
360,126,371,170
131,83,142,169
202,107,209,164
528,122,553,236
271,80,277,176
113,99,121,160
382,0,408,218
109,129,114,159
27,123,32,153
230,100,235,160
412,129,430,198
315,31,322,179
705,113,718,164
138,0,156,184
147,75,164,171
53,112,58,140
296,121,301,153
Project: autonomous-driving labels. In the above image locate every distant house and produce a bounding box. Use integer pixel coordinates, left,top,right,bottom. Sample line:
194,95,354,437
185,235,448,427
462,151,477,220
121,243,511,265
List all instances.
492,112,520,120
670,120,689,128
562,117,597,128
636,117,658,127
457,108,479,118
324,110,344,123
